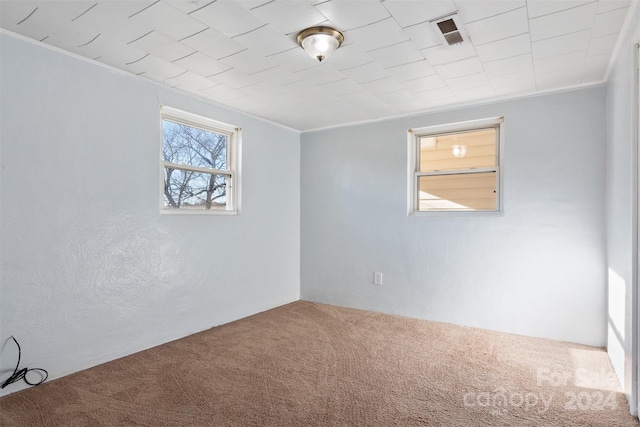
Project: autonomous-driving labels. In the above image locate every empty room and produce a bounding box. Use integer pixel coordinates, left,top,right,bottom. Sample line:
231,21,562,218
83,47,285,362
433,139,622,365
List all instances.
1,0,639,425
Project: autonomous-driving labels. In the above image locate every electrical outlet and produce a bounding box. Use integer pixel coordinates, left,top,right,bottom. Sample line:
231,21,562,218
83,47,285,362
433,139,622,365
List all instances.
374,272,383,285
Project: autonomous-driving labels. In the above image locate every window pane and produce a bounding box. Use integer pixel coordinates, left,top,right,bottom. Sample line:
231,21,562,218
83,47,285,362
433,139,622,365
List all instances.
163,168,228,210
418,172,496,211
162,120,228,171
419,127,495,172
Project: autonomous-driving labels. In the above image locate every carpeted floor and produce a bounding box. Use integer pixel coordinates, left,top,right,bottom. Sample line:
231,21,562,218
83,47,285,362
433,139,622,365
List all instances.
1,301,638,426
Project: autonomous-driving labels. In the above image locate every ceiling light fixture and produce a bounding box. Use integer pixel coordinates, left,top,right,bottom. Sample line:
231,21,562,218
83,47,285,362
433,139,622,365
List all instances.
297,26,344,62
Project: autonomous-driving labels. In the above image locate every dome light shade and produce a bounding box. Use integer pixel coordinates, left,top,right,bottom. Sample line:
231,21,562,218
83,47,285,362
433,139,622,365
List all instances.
297,27,344,62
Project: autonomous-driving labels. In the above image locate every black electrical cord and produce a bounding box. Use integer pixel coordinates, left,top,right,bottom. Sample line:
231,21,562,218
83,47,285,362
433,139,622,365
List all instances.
1,336,48,389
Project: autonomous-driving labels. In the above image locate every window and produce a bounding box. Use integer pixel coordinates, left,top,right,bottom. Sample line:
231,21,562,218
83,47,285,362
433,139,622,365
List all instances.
161,106,240,214
408,117,502,213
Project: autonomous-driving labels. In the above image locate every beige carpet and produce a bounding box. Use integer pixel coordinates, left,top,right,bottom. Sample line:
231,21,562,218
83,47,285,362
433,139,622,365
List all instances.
1,301,638,426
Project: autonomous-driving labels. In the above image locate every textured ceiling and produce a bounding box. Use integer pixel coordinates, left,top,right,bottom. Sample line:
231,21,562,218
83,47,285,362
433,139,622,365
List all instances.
0,0,634,131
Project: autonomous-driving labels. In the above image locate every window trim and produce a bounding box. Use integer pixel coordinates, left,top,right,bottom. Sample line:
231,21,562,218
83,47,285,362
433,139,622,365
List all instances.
160,105,241,215
407,116,504,215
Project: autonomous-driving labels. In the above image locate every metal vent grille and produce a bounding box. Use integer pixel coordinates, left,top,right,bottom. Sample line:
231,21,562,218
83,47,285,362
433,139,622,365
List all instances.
437,19,458,34
431,13,467,47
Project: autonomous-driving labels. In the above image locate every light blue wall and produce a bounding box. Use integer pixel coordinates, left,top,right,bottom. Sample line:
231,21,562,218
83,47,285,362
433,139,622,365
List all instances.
301,87,607,347
0,32,300,396
605,1,640,411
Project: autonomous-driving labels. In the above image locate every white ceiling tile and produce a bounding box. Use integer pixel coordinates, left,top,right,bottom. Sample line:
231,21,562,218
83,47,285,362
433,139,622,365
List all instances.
28,16,95,51
71,4,152,45
356,100,396,116
166,70,217,91
251,66,301,86
414,86,456,102
219,49,277,74
267,47,320,72
233,25,298,56
318,79,364,96
489,69,535,89
123,54,186,81
165,1,213,14
0,0,631,131
386,60,436,82
35,1,100,21
452,85,495,101
340,61,390,84
377,90,417,104
294,91,340,108
341,90,382,106
587,33,618,57
597,0,631,13
315,0,390,31
391,96,424,110
529,2,598,41
209,69,261,89
360,76,405,95
446,72,491,91
483,53,533,78
69,33,136,62
128,31,195,62
534,50,586,74
493,81,536,97
345,18,409,51
0,2,38,28
180,28,245,60
229,95,273,116
434,57,484,79
455,0,526,23
422,96,460,109
248,0,326,34
465,7,528,45
591,6,630,38
383,0,457,28
421,43,477,66
210,70,260,89
294,64,345,85
93,1,159,20
402,75,447,92
531,29,591,60
368,41,425,68
328,44,375,70
202,84,245,101
276,80,324,98
128,1,207,40
0,4,55,41
527,0,593,18
87,40,148,68
239,81,288,99
536,69,582,90
403,22,442,50
236,0,275,11
475,33,531,63
582,54,610,82
172,52,232,77
187,0,265,38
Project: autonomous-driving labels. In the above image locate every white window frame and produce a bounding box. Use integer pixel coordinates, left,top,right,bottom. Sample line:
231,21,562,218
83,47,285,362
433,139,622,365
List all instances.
407,116,504,215
160,105,241,215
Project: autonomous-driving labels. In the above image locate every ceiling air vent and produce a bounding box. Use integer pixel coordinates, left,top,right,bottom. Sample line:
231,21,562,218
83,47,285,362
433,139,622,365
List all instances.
430,12,467,46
